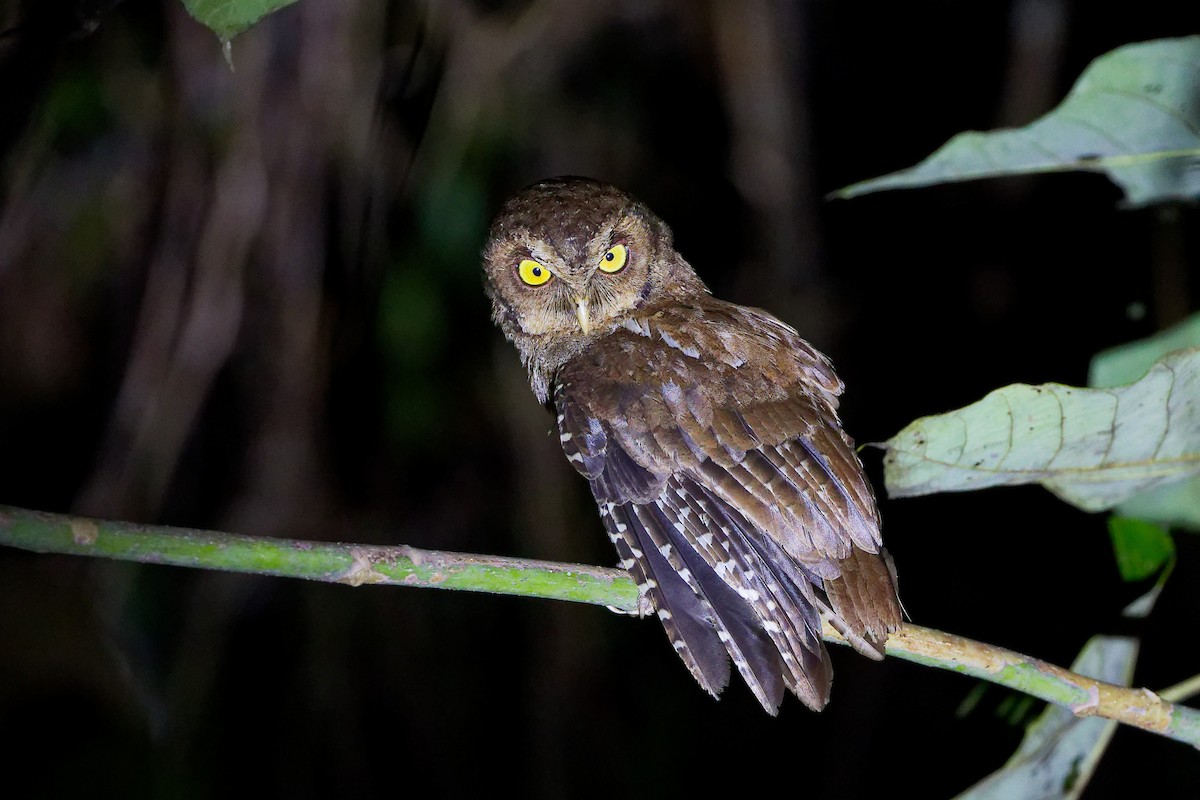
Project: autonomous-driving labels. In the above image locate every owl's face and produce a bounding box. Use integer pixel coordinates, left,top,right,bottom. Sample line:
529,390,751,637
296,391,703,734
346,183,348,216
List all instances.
483,178,706,347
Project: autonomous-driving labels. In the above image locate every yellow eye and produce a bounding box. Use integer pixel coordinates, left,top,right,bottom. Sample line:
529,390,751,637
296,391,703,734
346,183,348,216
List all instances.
599,243,628,274
518,259,553,286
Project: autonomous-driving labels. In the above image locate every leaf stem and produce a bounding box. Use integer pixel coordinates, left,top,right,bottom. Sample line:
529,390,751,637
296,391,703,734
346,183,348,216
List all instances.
2,504,1198,746
1159,672,1200,704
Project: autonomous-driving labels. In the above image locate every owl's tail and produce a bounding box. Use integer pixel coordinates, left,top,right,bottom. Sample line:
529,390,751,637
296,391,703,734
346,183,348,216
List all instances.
598,475,854,714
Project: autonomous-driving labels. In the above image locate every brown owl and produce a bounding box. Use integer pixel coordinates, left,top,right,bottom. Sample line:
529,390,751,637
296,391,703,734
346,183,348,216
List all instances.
483,176,901,713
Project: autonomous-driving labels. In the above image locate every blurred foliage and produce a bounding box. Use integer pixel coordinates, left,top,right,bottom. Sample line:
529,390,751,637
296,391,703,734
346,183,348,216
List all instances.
957,636,1140,800
181,0,298,41
1108,516,1175,582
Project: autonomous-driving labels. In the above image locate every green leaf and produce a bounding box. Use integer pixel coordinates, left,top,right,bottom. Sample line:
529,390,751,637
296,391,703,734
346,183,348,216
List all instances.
832,36,1200,207
180,0,299,41
1112,479,1200,532
1089,311,1200,388
1108,517,1174,581
955,636,1139,800
883,349,1200,512
1090,312,1200,530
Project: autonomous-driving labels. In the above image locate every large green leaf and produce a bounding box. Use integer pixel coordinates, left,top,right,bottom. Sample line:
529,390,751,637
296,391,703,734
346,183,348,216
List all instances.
833,36,1200,207
1090,312,1200,530
180,0,299,41
883,349,1200,512
955,636,1138,800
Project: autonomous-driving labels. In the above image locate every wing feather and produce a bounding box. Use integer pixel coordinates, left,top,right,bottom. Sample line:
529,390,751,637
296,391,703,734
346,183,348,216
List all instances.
553,297,901,712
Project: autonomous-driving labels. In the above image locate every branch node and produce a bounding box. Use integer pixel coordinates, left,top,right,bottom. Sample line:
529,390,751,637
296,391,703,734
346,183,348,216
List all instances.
71,519,99,546
1069,684,1101,716
341,547,387,586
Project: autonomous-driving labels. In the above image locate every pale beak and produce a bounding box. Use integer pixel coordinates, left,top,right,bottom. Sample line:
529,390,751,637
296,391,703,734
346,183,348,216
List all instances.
574,297,591,334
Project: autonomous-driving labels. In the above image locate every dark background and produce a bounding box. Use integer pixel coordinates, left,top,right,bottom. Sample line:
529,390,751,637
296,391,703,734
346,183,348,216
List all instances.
1,1,1198,797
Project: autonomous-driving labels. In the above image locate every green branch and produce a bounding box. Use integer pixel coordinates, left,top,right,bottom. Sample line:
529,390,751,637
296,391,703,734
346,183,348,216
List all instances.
2,504,1198,746
0,505,631,607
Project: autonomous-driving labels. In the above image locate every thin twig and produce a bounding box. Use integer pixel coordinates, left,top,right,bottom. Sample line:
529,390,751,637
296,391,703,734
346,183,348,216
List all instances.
2,504,1198,747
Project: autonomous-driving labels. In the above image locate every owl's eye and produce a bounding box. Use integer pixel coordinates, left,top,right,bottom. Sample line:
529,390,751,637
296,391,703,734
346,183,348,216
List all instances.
599,243,628,274
517,258,553,286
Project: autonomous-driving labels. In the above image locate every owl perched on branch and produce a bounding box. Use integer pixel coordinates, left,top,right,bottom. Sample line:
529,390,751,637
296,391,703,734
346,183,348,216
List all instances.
483,177,901,713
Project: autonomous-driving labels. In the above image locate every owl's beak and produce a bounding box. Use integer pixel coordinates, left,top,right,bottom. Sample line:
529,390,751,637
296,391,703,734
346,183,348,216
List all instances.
574,297,591,334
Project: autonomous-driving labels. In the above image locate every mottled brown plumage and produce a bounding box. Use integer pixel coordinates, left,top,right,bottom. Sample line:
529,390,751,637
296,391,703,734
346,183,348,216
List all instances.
483,176,901,713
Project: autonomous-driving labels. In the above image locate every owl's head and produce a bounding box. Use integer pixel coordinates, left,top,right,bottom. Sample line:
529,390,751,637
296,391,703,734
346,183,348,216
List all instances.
482,178,708,375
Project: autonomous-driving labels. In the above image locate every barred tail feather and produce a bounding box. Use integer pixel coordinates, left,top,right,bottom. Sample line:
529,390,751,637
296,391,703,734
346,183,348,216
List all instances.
599,501,731,697
597,480,849,713
635,500,787,712
677,477,833,710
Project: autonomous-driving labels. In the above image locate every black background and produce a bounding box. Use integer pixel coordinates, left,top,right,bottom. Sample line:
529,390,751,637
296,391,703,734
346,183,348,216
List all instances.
1,1,1198,797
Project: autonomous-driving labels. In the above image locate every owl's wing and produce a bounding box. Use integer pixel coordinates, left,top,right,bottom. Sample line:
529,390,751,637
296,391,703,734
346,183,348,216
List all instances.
554,301,900,713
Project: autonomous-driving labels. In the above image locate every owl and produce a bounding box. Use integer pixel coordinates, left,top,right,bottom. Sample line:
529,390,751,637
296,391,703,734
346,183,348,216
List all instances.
483,177,901,713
